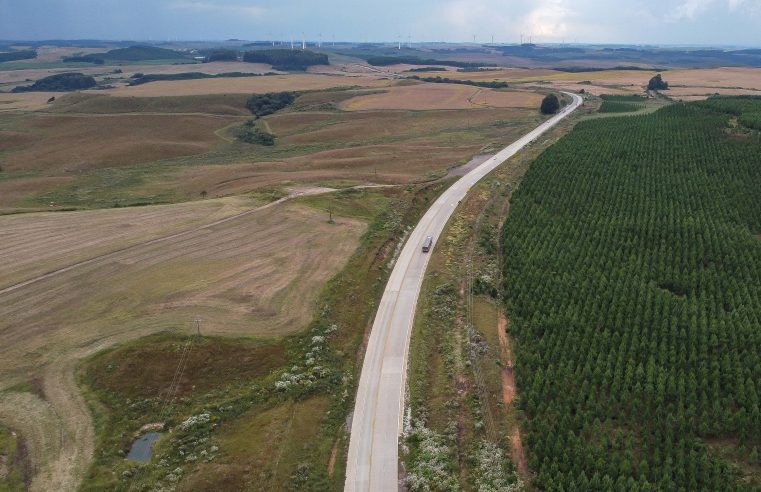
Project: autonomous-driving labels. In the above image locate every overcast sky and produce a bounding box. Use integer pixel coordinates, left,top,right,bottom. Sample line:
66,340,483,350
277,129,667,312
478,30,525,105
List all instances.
1,0,760,46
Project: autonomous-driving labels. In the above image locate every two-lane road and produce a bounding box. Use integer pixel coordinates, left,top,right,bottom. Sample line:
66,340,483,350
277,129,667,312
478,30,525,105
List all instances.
345,92,583,491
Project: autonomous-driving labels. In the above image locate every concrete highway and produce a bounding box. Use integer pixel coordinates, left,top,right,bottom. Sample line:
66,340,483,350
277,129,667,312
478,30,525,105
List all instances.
344,92,583,491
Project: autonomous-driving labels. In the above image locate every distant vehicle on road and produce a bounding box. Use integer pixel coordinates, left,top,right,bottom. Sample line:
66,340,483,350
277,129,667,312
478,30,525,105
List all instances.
422,235,433,253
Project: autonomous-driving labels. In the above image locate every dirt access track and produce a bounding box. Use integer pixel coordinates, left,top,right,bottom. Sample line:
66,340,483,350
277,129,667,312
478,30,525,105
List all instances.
0,193,365,491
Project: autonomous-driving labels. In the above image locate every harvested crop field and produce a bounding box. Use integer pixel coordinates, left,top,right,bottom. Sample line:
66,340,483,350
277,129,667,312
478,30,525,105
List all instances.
1,112,236,172
0,196,260,287
101,73,388,97
49,92,251,115
0,198,365,491
339,83,542,110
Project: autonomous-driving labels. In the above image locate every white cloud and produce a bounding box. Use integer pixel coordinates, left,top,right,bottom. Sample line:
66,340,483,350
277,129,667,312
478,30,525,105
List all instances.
667,0,714,20
169,1,266,18
520,0,572,39
435,0,576,42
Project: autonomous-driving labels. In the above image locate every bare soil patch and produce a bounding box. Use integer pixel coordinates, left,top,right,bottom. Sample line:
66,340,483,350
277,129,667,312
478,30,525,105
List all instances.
510,428,529,480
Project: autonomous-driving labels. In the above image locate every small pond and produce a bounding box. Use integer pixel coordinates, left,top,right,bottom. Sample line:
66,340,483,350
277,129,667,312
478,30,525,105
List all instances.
127,432,161,462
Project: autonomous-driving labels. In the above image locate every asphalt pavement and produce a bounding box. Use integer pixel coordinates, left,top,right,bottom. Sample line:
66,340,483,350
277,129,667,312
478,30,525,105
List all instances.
344,92,583,492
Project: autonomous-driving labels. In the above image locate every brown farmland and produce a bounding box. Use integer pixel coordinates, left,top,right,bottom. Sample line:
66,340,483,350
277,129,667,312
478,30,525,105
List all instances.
0,198,365,491
340,83,543,110
1,112,236,172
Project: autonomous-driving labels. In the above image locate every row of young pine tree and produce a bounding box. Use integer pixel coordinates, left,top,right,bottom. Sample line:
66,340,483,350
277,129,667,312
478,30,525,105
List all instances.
502,99,761,491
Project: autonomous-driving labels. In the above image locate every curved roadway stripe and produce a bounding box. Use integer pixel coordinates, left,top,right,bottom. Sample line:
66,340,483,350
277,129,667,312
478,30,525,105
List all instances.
345,92,583,492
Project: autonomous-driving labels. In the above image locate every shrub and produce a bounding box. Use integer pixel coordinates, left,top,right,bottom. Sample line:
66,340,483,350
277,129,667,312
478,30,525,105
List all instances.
234,123,276,145
245,91,298,117
647,73,669,90
540,93,560,114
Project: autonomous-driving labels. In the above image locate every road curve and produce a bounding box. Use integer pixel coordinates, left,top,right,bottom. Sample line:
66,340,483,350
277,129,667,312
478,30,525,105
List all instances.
344,92,583,492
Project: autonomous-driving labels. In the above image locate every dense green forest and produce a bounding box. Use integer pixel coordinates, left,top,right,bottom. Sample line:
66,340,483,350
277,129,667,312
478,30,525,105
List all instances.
502,99,761,491
696,96,761,131
63,45,188,63
241,49,328,70
599,101,643,113
12,72,97,92
598,97,645,113
0,49,37,63
201,48,239,62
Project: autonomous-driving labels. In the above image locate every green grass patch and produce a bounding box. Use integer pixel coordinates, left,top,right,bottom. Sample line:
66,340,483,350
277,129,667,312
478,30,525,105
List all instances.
0,425,27,491
52,93,250,116
599,100,644,113
297,187,393,221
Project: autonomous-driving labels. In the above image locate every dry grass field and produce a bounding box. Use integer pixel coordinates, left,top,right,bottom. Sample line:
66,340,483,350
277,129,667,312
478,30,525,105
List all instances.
0,197,365,491
339,83,543,110
102,73,388,97
0,196,260,287
1,112,236,173
0,92,61,111
403,66,761,100
0,85,544,211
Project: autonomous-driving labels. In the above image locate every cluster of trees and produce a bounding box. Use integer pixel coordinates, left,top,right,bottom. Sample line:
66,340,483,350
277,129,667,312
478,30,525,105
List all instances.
0,49,37,63
63,45,186,64
128,71,268,86
245,91,298,117
648,73,669,90
12,72,97,92
241,49,328,71
234,120,276,145
201,49,239,62
407,75,509,89
556,66,667,73
502,100,761,490
405,66,447,72
540,93,560,114
365,55,494,69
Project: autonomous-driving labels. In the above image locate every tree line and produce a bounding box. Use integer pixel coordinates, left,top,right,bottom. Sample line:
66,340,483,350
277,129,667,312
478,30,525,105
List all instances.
408,75,508,89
